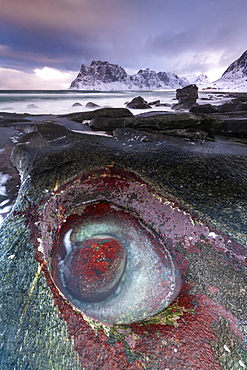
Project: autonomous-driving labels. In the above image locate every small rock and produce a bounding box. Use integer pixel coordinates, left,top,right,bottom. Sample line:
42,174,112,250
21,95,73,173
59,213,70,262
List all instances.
27,104,39,109
72,102,82,107
126,96,152,109
86,102,100,108
155,102,172,107
149,100,160,106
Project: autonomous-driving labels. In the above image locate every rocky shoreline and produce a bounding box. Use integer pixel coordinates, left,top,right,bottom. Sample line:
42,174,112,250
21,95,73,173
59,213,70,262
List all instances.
0,88,246,223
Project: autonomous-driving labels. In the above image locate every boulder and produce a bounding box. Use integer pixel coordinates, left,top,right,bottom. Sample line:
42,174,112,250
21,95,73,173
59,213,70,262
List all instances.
89,117,126,131
123,112,223,140
85,102,100,108
217,100,247,113
124,113,201,132
197,115,223,137
190,104,218,114
172,84,198,110
61,107,133,123
126,96,152,109
216,117,247,138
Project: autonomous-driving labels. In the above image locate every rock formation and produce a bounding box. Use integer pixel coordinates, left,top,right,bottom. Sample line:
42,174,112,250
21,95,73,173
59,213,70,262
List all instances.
172,84,198,110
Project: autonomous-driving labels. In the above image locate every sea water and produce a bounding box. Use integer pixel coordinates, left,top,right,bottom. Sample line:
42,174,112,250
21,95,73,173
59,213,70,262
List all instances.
0,90,177,115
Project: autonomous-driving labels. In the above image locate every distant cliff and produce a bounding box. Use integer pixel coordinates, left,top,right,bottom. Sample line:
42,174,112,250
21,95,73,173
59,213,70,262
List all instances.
69,61,189,91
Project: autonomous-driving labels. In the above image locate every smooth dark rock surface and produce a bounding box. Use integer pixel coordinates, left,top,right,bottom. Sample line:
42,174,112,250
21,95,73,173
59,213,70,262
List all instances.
63,107,133,123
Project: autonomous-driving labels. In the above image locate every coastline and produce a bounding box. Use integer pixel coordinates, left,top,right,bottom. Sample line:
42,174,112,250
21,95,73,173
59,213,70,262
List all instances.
0,88,244,116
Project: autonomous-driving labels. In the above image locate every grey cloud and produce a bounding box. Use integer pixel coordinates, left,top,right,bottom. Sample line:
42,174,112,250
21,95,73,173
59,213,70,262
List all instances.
0,0,246,84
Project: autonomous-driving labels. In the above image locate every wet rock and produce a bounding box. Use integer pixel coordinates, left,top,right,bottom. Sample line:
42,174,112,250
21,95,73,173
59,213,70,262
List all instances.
27,104,39,109
85,102,100,108
113,127,164,142
172,84,198,110
218,100,247,113
149,99,160,106
190,104,218,114
124,112,202,132
196,114,223,137
155,102,172,107
126,96,152,109
86,108,134,130
89,117,126,130
134,111,170,118
158,128,208,140
72,102,82,107
1,117,247,368
61,107,133,123
216,117,247,138
122,112,220,140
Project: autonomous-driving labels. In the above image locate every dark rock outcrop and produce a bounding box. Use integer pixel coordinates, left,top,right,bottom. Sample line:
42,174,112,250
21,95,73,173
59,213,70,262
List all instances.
89,117,126,131
217,99,247,113
124,113,201,131
215,117,247,138
172,84,198,110
61,107,133,123
123,112,221,140
126,96,152,109
190,94,247,141
0,111,246,368
190,104,218,114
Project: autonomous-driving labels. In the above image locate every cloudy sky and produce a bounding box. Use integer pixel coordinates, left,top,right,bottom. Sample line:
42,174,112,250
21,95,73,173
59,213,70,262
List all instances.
0,0,246,89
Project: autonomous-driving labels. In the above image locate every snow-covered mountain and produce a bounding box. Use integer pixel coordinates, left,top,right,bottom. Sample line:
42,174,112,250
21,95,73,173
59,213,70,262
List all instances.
186,74,211,88
214,50,247,91
69,61,189,91
69,52,247,91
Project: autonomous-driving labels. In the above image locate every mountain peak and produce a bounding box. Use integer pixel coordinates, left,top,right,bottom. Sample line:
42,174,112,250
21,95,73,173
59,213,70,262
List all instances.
214,50,247,91
69,61,188,91
222,50,247,77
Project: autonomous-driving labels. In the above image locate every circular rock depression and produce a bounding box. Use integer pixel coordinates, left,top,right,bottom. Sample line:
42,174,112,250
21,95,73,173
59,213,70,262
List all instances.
38,167,181,324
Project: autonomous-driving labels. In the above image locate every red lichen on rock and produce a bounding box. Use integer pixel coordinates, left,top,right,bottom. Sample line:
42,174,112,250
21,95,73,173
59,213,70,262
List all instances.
26,166,246,369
